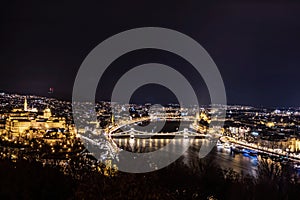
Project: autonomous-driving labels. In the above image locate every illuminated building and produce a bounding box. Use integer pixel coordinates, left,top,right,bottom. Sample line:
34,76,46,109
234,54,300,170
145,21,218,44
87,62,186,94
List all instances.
43,107,52,118
24,96,28,111
22,96,38,112
5,98,68,140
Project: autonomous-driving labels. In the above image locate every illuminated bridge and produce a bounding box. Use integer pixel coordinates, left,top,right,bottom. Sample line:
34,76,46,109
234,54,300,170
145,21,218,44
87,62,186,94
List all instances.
77,115,222,160
105,115,222,139
110,128,210,138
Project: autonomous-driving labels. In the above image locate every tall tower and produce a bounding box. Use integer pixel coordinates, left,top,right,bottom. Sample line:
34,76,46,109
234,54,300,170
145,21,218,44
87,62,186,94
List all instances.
24,97,28,111
111,114,115,125
196,112,200,120
194,112,200,125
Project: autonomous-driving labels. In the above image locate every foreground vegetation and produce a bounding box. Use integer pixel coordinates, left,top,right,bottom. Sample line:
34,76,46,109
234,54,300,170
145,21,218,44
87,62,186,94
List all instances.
0,151,300,200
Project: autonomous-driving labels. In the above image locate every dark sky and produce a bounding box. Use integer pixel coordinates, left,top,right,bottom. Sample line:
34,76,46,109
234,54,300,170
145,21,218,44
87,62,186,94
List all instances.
1,0,300,107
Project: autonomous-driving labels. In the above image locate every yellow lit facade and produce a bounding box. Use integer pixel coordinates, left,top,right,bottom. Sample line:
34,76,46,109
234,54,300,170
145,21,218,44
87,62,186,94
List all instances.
4,98,68,139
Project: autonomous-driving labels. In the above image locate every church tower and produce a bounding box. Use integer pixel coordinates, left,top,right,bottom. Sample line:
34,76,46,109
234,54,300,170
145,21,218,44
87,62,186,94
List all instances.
24,97,28,111
111,114,115,125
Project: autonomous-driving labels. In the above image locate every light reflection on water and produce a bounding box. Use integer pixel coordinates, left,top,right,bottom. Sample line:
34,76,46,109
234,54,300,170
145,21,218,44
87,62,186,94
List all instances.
113,138,258,176
214,145,258,176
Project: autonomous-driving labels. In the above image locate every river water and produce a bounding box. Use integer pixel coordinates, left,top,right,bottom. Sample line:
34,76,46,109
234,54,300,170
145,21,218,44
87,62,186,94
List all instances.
112,120,258,176
112,138,258,176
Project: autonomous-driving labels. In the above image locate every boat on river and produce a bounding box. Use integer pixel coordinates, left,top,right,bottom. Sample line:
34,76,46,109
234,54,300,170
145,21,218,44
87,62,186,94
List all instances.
231,146,245,154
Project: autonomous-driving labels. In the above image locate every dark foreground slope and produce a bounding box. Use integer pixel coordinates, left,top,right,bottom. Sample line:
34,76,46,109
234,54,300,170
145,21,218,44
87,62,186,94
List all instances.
0,155,300,200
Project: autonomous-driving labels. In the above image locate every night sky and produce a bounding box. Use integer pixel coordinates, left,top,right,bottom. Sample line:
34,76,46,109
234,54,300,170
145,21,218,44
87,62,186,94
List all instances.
1,0,300,107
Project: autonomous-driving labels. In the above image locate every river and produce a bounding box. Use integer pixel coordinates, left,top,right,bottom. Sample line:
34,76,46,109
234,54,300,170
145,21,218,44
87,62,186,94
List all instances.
112,138,258,176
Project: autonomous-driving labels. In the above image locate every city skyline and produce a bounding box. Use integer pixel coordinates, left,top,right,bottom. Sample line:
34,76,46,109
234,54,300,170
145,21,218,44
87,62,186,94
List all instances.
3,1,300,199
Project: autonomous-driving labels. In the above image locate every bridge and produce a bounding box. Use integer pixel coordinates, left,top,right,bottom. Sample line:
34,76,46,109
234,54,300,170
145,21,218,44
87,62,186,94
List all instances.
110,128,211,138
104,116,300,165
105,116,221,139
79,115,300,166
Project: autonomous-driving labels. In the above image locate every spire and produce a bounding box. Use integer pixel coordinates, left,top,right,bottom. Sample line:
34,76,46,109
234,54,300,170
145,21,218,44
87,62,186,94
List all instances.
24,97,28,111
111,114,115,125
